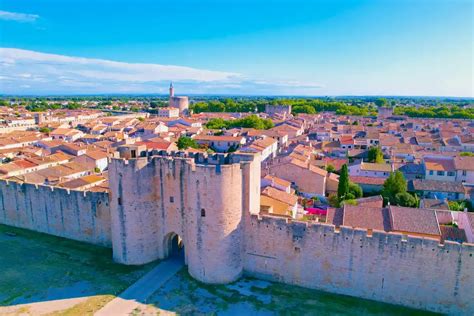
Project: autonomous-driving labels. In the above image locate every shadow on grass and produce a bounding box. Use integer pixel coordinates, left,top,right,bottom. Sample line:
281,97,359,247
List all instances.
0,224,156,311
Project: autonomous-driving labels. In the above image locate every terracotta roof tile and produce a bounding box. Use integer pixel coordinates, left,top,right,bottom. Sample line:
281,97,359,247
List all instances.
389,206,440,236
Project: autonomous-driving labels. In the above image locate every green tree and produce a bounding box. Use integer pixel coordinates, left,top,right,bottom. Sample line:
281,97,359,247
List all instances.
382,171,407,205
448,201,463,211
205,118,228,129
349,182,363,199
177,136,198,150
326,164,336,173
292,105,316,114
337,164,350,202
67,102,81,110
328,194,340,207
341,199,358,206
375,98,388,107
39,127,51,134
368,146,384,163
394,192,417,207
460,152,474,157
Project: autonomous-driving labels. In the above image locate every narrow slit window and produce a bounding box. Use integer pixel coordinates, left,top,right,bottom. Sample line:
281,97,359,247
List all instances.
201,208,206,217
170,196,174,203
118,197,122,206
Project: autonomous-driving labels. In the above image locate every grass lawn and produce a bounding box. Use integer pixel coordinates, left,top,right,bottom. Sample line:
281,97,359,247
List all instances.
141,269,437,315
0,224,155,315
0,224,437,316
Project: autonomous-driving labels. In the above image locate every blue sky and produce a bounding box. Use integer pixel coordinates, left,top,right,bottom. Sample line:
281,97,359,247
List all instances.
0,0,472,96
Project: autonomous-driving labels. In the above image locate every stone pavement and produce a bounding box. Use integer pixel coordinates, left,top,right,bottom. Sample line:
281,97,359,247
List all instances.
95,258,184,316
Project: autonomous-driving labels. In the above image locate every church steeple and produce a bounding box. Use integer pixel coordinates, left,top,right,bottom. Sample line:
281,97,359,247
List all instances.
169,82,174,97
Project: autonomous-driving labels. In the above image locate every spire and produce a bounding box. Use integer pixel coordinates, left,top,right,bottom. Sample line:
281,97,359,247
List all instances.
169,82,174,97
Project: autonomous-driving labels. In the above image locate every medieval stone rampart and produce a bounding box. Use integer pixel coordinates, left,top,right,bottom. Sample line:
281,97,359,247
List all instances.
244,213,474,314
1,150,473,314
0,180,111,246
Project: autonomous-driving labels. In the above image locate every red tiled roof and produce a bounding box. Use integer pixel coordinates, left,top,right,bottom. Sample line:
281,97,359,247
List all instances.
389,206,440,236
350,176,385,185
343,204,390,231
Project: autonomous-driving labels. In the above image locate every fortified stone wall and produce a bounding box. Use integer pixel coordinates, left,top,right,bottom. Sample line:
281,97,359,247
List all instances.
0,180,111,247
108,152,260,283
2,151,473,313
244,214,474,314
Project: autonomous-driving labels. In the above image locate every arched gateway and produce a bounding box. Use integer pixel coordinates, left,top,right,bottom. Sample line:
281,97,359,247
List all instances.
163,232,184,260
109,152,261,284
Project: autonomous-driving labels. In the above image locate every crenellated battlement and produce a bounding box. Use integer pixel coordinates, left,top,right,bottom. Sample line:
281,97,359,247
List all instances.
248,213,474,256
1,179,108,197
1,150,473,313
0,179,111,247
245,213,474,314
113,150,257,166
108,148,261,284
111,151,259,180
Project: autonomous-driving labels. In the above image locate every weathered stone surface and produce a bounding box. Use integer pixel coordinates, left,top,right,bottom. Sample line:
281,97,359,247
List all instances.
1,152,473,314
0,180,111,246
244,214,474,314
108,153,261,284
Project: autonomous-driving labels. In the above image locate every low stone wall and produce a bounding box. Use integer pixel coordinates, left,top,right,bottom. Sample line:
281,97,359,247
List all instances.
0,180,111,247
244,214,474,314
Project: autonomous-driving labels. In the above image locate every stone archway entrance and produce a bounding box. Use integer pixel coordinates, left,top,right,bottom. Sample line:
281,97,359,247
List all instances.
163,232,185,260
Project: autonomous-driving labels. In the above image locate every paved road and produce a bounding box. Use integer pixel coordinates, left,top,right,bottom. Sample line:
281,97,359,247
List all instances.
95,258,184,316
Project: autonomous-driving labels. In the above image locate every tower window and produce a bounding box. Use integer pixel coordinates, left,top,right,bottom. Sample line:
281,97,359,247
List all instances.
117,197,122,206
201,209,206,217
170,196,174,203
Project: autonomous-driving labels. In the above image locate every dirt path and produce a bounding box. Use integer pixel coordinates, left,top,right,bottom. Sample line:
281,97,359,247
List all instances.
95,258,184,316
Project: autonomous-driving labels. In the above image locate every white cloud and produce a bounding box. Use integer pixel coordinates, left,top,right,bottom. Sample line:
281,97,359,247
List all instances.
0,11,39,23
0,48,323,95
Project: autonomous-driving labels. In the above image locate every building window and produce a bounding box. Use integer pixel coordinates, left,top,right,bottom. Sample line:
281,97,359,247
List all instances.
118,197,122,206
437,171,444,176
170,196,174,203
201,209,206,217
429,170,434,175
447,171,455,177
462,170,467,176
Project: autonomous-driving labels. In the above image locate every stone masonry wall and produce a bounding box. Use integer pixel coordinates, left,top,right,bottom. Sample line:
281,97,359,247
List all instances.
108,154,258,283
244,214,474,314
0,180,111,247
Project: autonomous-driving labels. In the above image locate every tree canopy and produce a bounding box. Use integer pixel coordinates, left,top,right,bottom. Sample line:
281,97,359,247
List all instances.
374,98,388,107
394,105,474,120
368,146,384,163
382,171,417,207
337,164,350,202
177,136,199,150
205,115,274,130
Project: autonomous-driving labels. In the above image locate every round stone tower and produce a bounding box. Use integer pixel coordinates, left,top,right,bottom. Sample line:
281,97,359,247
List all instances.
184,162,245,284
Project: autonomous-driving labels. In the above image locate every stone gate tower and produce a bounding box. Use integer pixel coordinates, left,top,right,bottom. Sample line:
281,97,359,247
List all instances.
108,151,260,283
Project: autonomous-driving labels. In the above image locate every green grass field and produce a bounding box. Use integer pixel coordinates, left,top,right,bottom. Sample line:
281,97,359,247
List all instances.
0,224,436,316
143,269,436,315
0,224,155,315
